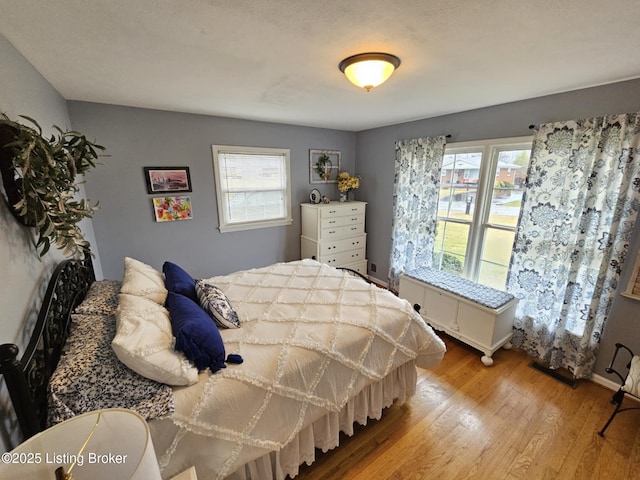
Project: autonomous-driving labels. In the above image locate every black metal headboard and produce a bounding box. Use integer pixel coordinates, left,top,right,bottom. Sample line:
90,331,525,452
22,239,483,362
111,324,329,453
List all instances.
0,255,95,442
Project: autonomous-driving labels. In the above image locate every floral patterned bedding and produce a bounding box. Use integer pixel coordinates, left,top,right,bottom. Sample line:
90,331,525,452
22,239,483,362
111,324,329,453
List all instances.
47,281,174,426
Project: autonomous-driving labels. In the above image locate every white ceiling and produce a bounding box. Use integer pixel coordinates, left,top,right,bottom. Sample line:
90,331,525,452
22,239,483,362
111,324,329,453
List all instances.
1,0,640,131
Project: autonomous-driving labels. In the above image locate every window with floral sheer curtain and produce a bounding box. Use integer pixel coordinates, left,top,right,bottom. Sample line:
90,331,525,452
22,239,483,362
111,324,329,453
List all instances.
389,136,532,292
507,113,640,378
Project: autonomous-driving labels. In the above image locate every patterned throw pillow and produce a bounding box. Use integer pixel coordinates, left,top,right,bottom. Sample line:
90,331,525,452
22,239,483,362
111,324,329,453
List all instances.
195,279,241,329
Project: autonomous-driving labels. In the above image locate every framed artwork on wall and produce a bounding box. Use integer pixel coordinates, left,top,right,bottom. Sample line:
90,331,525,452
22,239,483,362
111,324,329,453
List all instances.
309,149,340,184
144,167,192,193
152,196,193,222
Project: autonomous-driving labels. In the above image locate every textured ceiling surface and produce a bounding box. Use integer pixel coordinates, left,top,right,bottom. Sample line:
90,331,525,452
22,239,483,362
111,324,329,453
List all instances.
1,0,639,131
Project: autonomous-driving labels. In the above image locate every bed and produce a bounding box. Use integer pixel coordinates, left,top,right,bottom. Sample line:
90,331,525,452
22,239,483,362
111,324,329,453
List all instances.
0,254,446,479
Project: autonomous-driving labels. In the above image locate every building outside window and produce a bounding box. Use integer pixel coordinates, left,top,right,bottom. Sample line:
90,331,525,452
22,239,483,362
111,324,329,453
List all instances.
433,136,532,289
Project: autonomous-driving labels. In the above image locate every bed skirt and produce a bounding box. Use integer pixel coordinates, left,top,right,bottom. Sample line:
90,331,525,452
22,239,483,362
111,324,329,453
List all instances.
154,361,417,479
226,360,417,480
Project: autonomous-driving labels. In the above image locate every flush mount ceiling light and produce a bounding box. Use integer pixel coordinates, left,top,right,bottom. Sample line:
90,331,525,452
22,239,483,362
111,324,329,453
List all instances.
339,52,401,92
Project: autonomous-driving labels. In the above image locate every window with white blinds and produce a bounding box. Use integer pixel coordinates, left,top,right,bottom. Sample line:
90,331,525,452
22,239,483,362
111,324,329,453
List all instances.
212,145,292,232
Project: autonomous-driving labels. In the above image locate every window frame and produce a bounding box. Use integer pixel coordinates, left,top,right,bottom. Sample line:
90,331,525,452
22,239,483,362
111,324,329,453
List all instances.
438,136,532,285
212,144,293,233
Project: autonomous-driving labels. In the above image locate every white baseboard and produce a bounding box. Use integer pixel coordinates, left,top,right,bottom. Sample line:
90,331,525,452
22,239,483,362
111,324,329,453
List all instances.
368,275,388,289
590,373,619,392
590,373,640,406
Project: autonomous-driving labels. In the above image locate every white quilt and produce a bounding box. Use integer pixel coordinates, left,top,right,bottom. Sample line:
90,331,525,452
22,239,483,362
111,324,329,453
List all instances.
153,260,446,479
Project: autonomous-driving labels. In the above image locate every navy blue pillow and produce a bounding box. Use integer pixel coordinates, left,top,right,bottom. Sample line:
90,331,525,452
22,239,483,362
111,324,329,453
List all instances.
163,261,197,302
165,292,226,373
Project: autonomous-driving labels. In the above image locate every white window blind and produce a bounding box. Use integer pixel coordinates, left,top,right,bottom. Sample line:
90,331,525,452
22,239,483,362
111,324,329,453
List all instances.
212,145,292,232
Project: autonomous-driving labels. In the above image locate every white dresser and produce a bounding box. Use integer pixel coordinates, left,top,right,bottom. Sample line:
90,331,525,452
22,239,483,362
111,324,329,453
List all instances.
300,201,367,274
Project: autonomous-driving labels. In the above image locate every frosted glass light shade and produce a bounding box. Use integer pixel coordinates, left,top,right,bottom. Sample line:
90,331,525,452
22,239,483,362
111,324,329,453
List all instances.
0,409,162,480
339,53,401,91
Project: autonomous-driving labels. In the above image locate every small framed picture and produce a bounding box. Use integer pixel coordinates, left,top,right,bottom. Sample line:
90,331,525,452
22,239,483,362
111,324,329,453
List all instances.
144,167,192,194
152,196,193,222
309,149,341,184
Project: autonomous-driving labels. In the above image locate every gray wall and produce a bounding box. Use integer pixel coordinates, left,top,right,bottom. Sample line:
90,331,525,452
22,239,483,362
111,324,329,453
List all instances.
68,102,356,280
0,34,103,451
355,78,640,377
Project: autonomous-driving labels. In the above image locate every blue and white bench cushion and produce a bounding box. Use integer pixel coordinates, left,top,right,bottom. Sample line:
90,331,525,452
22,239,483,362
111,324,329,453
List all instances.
404,267,515,310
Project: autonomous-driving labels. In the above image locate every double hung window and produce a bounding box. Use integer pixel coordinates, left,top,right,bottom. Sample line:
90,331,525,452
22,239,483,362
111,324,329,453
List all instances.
434,136,532,289
212,145,292,233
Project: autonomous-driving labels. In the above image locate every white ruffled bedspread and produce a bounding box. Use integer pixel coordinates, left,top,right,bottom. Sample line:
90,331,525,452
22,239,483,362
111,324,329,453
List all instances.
151,260,446,479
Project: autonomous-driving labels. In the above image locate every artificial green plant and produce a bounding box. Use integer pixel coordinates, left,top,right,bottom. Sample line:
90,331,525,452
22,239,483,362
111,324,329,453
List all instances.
0,114,105,258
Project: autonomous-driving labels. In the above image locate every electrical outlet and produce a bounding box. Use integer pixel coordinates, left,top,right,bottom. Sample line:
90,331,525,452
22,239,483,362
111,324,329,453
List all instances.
370,263,377,273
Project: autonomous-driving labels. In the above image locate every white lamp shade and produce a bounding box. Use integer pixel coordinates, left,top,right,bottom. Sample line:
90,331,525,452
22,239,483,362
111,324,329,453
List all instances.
343,59,396,90
339,52,401,91
0,409,161,480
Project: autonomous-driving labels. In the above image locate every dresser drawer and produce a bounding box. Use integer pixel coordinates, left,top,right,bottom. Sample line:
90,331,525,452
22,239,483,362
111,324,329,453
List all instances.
320,203,365,219
319,235,366,256
321,246,366,266
340,259,368,275
320,223,365,240
320,213,364,229
301,234,367,262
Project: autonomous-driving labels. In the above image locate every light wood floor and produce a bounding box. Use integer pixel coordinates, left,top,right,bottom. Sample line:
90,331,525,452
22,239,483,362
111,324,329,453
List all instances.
295,335,640,480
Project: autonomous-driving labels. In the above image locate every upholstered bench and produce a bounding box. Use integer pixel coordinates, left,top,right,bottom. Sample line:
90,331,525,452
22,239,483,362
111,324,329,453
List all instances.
399,268,518,366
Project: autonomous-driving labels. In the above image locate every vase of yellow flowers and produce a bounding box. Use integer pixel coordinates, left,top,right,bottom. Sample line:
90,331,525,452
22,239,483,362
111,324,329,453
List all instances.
337,171,360,202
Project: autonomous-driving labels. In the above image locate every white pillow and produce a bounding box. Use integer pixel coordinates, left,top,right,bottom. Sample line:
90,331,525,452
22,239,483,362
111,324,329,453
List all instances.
112,293,198,386
120,257,167,304
623,355,640,397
